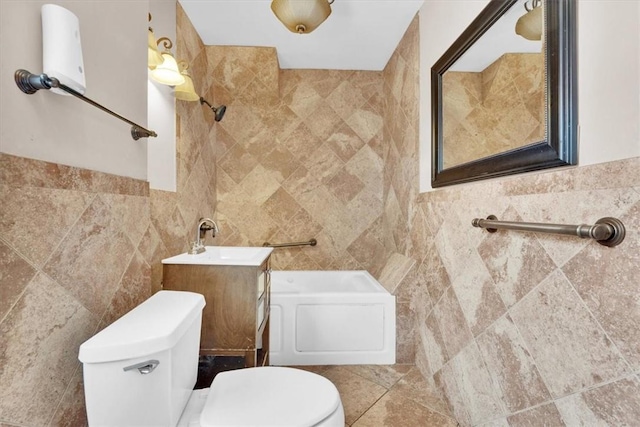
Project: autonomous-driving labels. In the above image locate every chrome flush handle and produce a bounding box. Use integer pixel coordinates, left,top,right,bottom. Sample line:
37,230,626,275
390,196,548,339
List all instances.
123,359,160,375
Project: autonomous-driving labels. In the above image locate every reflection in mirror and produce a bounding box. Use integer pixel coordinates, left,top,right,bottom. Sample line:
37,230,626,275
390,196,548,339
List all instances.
443,52,545,168
443,0,545,168
431,0,576,188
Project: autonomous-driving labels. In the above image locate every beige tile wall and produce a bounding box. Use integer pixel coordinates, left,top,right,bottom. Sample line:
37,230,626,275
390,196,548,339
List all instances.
209,45,387,273
380,16,421,365
412,160,640,426
0,154,152,426
383,14,640,427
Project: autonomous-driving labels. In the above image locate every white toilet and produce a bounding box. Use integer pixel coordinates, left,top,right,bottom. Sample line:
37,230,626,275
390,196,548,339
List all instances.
78,291,344,427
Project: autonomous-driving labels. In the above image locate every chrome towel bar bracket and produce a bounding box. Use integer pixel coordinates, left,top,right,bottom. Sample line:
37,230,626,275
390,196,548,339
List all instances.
472,215,626,247
14,69,157,141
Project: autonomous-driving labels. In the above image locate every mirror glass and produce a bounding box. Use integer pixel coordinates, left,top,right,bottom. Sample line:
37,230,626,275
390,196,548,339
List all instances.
431,0,577,188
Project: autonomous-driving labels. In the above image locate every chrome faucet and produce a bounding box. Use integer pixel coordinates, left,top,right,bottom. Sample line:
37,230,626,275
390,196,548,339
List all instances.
189,217,219,255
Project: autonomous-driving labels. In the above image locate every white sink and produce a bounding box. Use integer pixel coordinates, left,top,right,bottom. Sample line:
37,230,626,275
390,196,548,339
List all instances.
162,246,273,266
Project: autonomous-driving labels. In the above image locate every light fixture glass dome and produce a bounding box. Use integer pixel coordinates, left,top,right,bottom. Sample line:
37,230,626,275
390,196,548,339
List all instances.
150,52,185,86
174,64,199,101
271,0,332,34
515,1,543,41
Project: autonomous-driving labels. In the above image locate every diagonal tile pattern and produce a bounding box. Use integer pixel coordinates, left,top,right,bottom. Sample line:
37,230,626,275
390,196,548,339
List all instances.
475,315,551,413
0,154,152,426
562,200,640,370
0,274,96,426
209,44,387,272
400,160,640,427
0,240,36,320
406,170,640,425
296,365,457,427
43,195,136,315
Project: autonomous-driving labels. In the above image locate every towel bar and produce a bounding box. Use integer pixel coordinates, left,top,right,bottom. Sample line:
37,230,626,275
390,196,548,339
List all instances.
472,215,625,247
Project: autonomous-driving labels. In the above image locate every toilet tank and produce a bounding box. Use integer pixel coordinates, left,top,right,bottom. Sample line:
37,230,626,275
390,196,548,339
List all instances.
79,291,206,427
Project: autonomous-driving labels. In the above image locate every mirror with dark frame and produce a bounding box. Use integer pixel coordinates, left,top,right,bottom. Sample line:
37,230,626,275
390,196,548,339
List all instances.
431,0,577,188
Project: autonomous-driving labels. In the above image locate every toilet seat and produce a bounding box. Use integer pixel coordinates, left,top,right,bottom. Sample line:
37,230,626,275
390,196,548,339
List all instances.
200,367,341,427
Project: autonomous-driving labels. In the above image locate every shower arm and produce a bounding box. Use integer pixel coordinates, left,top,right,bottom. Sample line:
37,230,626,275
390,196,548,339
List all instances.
200,97,214,109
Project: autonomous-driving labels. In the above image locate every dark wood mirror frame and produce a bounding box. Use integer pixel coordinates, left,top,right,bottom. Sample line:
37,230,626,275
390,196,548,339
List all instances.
431,0,577,188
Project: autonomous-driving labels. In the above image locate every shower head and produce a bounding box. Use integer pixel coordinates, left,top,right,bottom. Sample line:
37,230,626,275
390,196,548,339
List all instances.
199,97,226,122
213,104,226,122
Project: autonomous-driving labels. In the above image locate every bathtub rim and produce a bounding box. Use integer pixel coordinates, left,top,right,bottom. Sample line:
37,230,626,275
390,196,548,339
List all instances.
270,270,390,294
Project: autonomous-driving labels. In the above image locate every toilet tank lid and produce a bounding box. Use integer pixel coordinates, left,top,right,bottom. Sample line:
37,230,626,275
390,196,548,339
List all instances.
78,291,206,364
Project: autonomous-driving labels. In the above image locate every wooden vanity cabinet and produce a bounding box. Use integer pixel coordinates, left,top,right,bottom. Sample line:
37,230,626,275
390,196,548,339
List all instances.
162,256,271,367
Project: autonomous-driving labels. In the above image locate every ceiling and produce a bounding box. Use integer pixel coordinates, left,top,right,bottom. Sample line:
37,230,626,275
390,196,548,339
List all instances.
178,0,424,71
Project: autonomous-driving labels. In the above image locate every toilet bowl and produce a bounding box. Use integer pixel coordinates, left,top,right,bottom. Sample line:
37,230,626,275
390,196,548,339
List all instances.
78,291,344,427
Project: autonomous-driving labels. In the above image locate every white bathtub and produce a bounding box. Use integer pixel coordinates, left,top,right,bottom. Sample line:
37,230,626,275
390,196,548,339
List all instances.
269,271,396,366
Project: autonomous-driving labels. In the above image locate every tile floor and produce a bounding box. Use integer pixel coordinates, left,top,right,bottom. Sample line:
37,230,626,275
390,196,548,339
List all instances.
197,357,458,426
298,364,459,426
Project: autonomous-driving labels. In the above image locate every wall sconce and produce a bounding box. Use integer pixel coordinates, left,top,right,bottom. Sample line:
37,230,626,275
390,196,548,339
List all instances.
200,97,226,122
149,37,185,86
271,0,334,34
148,13,226,121
148,14,184,86
515,0,542,41
174,62,199,101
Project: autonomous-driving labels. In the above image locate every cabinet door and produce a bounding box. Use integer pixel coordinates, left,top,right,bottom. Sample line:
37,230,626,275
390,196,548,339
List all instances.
163,264,257,350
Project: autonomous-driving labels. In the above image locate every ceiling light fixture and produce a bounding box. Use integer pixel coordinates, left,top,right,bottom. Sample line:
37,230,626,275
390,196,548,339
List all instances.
515,0,543,41
270,0,334,34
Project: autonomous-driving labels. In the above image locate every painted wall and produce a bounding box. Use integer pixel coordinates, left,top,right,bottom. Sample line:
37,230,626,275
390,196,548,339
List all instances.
419,0,640,191
0,0,149,180
148,0,177,191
